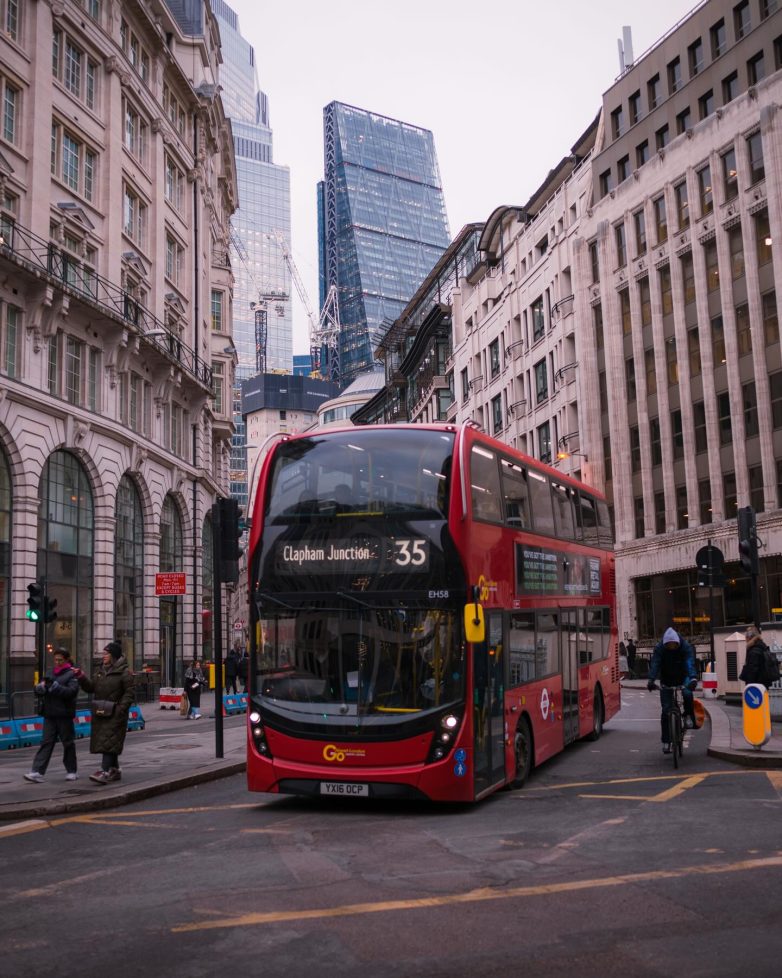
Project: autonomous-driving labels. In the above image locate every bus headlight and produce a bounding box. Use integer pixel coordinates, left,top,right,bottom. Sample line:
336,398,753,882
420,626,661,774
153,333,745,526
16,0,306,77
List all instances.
249,714,272,758
426,712,462,763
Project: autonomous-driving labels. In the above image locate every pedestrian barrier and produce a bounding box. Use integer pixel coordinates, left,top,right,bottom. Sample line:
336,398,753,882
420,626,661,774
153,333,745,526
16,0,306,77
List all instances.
222,693,248,716
74,710,91,739
16,718,44,747
159,686,184,710
702,673,718,698
0,720,19,750
127,705,145,731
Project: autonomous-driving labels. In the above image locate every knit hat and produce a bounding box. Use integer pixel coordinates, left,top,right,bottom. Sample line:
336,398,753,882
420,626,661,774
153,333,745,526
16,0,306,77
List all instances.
104,641,123,660
662,627,681,646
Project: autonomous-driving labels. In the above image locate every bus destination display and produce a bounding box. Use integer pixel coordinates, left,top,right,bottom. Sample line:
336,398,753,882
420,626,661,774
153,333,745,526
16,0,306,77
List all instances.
516,544,601,596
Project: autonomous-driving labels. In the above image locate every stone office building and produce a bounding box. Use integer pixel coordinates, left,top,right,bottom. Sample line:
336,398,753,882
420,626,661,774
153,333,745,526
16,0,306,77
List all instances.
361,0,782,655
0,0,238,697
576,0,782,648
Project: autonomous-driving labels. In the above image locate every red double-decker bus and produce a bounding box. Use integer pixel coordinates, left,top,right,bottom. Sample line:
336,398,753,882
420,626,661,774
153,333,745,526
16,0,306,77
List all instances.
245,423,619,802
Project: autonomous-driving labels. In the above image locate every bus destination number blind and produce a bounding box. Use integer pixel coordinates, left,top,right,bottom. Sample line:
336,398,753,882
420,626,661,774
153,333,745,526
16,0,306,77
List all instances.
276,535,430,574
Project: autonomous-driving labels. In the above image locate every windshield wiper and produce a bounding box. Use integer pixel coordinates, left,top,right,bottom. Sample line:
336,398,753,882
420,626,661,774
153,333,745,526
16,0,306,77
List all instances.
254,590,296,610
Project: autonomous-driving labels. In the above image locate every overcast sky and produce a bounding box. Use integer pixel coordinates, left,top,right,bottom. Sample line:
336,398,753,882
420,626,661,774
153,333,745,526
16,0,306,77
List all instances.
227,0,699,354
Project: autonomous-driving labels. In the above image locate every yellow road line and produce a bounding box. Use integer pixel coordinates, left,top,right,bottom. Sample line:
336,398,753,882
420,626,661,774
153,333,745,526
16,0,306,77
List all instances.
527,769,761,792
767,771,782,797
172,855,782,933
645,774,709,803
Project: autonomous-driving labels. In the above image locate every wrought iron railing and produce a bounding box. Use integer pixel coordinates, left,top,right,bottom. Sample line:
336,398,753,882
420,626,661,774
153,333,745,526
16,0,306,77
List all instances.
0,219,212,390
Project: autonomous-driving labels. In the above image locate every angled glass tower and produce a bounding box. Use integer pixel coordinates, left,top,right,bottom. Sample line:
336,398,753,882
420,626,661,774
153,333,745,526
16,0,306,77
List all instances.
318,102,450,386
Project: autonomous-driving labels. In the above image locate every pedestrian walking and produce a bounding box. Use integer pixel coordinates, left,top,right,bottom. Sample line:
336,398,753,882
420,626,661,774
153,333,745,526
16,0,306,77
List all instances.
23,648,80,783
75,641,135,784
237,649,249,693
184,657,207,718
626,638,637,679
225,645,240,695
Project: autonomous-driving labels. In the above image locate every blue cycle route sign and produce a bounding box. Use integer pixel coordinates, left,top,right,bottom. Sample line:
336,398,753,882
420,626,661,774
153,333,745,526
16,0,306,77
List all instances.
744,686,763,709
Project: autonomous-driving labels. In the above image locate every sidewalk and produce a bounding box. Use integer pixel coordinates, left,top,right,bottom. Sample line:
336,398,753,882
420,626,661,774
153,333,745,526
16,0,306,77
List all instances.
3,685,782,823
0,692,247,822
622,678,782,767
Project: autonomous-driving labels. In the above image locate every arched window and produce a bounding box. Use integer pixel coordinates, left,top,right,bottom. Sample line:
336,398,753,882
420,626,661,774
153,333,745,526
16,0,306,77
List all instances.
0,447,10,695
201,514,213,662
159,495,183,685
38,451,94,670
115,475,143,673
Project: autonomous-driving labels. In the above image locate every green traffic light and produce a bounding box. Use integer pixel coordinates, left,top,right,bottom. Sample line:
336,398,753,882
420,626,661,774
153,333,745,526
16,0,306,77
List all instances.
26,608,40,622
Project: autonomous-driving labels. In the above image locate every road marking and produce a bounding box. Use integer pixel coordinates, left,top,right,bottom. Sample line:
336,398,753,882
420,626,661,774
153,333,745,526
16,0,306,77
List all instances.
0,819,48,838
0,801,263,839
767,771,782,797
523,769,760,793
15,865,124,899
645,774,708,803
172,855,782,933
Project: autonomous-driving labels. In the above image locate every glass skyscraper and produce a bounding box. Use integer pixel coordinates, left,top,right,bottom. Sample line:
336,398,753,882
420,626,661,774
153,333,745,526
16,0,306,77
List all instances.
212,0,291,508
213,0,291,377
318,102,450,386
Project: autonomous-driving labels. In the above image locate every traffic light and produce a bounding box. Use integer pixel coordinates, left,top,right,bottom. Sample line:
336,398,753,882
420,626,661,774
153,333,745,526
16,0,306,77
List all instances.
44,594,58,623
26,582,43,622
218,496,243,584
737,505,759,576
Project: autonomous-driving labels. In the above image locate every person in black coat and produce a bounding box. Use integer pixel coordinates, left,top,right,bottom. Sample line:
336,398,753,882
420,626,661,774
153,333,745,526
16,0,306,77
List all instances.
75,641,135,783
237,650,249,693
24,648,80,783
225,647,240,694
626,639,637,679
184,658,207,718
740,625,769,685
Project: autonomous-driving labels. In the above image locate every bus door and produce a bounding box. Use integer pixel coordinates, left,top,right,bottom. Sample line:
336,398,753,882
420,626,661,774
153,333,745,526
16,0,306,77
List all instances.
473,611,506,795
561,609,580,744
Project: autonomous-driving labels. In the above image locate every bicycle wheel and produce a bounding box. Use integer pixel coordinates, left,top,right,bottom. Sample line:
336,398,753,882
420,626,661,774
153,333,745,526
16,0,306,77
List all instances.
668,710,681,769
677,712,685,758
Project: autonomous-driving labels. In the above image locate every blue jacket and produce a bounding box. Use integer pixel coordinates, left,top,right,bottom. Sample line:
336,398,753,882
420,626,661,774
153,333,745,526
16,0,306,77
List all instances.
648,629,697,687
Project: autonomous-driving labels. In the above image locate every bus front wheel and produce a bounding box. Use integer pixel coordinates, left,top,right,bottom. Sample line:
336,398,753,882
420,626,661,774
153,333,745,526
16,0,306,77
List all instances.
510,717,533,788
586,687,604,741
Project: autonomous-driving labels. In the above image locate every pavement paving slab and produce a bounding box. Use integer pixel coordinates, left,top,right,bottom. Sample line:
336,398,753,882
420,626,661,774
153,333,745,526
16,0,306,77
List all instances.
1,684,781,822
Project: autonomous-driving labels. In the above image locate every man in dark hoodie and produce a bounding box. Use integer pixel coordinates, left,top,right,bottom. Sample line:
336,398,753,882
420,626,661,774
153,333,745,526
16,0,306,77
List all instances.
647,627,698,753
24,648,80,783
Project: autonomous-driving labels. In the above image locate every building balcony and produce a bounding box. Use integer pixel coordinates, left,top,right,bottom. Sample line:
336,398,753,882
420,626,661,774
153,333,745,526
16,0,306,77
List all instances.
551,294,574,321
0,218,212,391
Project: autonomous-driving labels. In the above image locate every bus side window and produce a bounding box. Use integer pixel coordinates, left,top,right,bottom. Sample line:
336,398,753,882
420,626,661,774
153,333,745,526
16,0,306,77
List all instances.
470,445,503,523
596,499,614,548
500,458,531,529
528,469,554,536
579,493,599,545
551,482,576,540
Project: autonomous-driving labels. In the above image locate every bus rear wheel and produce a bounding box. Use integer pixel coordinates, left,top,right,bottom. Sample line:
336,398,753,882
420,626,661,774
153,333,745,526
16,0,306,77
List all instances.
586,687,604,741
510,717,533,788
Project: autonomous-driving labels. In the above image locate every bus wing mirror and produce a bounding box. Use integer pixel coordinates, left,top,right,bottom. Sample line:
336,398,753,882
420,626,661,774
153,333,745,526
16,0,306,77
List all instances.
464,602,485,644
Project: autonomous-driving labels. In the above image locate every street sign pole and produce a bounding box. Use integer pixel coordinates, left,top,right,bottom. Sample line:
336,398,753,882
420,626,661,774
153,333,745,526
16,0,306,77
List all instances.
708,540,715,669
211,501,224,759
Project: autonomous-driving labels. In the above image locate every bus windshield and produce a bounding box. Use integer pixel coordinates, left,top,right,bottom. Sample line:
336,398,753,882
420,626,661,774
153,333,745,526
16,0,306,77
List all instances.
264,428,454,524
258,607,464,718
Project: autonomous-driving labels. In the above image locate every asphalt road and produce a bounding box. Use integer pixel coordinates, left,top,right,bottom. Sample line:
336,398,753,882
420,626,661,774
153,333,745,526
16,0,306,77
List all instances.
2,686,782,978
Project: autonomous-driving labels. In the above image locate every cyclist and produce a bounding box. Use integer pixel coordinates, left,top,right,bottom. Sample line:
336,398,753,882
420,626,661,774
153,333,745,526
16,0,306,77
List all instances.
646,627,698,753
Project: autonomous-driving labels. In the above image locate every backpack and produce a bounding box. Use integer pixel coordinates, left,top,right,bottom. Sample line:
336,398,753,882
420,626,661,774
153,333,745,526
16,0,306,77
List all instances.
762,646,781,687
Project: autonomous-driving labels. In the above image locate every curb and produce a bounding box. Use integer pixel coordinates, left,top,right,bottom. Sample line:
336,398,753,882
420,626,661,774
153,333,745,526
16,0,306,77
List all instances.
0,760,246,822
702,699,782,768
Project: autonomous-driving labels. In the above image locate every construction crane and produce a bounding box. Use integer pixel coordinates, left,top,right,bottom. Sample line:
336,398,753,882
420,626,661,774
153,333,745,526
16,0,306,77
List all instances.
269,230,341,382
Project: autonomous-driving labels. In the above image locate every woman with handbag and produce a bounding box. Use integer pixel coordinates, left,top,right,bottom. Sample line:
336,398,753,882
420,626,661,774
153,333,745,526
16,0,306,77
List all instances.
74,641,135,784
184,658,207,719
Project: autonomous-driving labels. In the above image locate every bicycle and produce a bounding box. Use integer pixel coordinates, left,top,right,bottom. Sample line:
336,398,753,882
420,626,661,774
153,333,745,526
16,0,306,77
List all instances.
649,683,686,768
